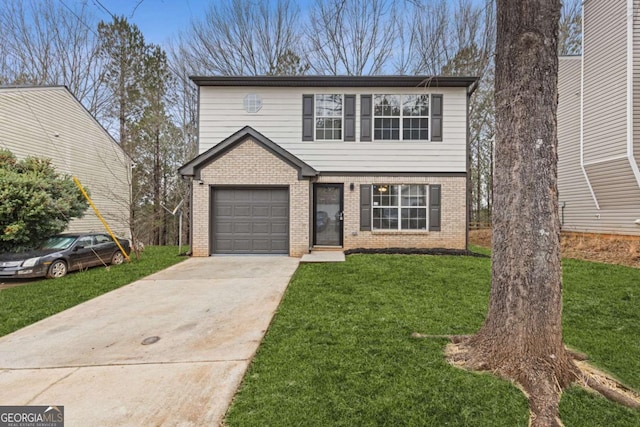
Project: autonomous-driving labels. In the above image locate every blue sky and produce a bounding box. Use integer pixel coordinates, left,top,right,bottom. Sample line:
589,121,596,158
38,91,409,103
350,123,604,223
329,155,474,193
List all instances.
77,0,204,45
80,0,318,46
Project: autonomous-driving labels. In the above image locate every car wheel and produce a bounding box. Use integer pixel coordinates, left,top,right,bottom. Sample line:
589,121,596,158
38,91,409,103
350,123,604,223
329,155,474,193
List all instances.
111,250,125,265
47,260,67,279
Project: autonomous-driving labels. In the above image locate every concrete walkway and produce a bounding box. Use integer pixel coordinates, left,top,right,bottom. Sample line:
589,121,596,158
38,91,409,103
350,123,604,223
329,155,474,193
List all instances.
0,256,299,426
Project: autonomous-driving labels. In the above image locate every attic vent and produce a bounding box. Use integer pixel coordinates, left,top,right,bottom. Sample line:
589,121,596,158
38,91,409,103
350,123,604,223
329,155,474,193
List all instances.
243,93,262,113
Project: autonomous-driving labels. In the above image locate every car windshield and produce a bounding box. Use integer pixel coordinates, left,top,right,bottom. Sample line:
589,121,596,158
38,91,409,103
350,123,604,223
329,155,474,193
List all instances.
40,236,77,250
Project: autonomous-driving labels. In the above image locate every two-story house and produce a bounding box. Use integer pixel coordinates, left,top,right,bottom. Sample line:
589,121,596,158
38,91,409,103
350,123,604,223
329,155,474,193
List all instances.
179,76,477,256
558,0,640,236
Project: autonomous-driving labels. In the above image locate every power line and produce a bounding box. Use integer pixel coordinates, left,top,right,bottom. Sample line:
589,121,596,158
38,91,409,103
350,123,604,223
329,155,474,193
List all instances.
93,0,115,19
58,0,99,37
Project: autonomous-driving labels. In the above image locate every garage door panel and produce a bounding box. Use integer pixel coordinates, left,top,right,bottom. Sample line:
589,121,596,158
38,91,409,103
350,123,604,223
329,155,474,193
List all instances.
252,206,270,216
271,206,288,217
212,188,289,254
252,191,271,202
234,206,252,217
252,223,270,233
215,239,233,252
233,222,252,233
271,240,288,251
215,206,233,216
270,191,288,203
271,223,287,233
216,222,233,233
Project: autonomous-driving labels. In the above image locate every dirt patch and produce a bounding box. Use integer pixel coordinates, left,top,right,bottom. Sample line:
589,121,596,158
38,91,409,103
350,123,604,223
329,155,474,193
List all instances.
469,229,640,268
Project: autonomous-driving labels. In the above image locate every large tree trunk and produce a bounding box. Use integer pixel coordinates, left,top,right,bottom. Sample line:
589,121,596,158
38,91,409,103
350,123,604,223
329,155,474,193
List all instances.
457,1,578,425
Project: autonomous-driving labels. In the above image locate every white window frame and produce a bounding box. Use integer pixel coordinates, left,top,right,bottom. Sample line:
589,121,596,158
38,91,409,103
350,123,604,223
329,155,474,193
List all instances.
373,94,430,141
371,184,429,231
315,94,344,141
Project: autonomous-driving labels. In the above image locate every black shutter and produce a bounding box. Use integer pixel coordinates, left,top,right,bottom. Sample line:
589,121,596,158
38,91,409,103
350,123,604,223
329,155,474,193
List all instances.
303,94,314,141
344,95,356,141
429,184,441,231
431,94,443,142
360,95,372,141
360,184,372,231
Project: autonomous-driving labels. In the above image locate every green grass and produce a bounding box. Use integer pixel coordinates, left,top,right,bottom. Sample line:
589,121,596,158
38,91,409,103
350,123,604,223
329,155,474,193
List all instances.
225,253,640,427
0,246,186,337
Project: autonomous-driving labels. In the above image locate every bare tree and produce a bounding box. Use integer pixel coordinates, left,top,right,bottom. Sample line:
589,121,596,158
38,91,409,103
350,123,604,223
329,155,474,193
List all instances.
306,0,397,75
0,0,106,114
558,0,582,55
176,0,302,76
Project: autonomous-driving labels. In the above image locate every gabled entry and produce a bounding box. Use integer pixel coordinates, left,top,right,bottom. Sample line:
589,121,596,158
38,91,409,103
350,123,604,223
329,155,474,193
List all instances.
313,184,344,246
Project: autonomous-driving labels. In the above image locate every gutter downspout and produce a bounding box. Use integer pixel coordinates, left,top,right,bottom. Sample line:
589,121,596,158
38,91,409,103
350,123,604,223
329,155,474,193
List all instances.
580,1,601,210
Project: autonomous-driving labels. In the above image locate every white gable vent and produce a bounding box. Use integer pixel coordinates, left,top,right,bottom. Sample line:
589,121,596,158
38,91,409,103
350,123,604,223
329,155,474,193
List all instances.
243,93,262,113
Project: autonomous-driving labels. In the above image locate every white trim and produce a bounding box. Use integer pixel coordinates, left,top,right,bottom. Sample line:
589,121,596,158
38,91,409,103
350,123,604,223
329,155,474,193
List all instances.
627,0,640,190
580,0,601,209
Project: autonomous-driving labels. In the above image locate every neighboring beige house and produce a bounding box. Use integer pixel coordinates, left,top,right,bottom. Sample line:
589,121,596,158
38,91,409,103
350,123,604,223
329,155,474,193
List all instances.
180,76,477,256
558,0,640,236
0,86,131,237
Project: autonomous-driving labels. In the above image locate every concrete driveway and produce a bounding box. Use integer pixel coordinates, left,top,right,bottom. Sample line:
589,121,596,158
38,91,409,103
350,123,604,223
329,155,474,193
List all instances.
0,256,299,426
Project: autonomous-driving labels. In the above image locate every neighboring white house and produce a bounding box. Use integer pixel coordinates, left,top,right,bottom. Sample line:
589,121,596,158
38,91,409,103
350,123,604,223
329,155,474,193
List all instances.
558,0,640,236
0,86,131,237
180,76,477,256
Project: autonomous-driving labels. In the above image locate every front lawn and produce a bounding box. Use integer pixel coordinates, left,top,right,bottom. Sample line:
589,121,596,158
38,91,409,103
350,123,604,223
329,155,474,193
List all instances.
0,246,186,337
226,253,640,426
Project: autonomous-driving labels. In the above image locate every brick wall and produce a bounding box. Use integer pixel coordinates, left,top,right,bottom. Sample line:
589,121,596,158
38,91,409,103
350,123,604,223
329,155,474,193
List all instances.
190,137,466,256
191,138,310,257
316,175,467,250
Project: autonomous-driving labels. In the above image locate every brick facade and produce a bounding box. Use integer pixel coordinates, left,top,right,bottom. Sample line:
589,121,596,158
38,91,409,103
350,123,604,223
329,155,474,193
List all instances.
191,138,310,257
316,175,467,250
190,138,466,257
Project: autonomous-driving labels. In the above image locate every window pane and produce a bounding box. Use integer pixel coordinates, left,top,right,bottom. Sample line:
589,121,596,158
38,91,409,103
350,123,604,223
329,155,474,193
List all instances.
401,208,427,230
400,185,426,207
316,118,342,140
374,95,400,116
374,118,400,140
373,207,398,230
402,94,429,116
316,94,343,116
403,118,429,140
373,184,398,206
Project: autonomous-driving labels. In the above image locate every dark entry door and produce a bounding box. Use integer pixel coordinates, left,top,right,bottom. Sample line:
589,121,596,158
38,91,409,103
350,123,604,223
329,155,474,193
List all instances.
313,184,343,246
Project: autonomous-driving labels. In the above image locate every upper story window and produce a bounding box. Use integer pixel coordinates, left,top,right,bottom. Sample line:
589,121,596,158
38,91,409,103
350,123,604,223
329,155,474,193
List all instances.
303,93,441,142
315,94,343,140
374,94,429,141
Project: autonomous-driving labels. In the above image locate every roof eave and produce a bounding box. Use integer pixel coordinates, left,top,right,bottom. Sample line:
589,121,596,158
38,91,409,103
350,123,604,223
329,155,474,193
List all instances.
189,75,478,88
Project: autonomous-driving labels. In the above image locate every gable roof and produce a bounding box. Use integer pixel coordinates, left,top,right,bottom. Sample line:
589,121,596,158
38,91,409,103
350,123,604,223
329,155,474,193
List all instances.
190,75,478,89
178,126,318,180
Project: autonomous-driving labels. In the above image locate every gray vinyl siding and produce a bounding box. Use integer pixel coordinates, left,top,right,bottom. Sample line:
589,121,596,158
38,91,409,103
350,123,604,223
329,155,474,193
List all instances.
556,1,640,236
582,0,627,163
634,0,640,169
558,57,600,230
198,86,468,173
0,87,131,237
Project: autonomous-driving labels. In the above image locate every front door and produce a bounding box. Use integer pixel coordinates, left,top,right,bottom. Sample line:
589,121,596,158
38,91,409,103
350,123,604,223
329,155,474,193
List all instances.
313,184,343,246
